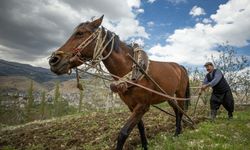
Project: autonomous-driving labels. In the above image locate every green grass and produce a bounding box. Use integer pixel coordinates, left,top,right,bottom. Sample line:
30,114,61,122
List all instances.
144,107,250,150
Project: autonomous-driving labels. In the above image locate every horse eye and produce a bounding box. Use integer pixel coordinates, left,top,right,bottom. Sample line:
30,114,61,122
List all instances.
75,31,84,37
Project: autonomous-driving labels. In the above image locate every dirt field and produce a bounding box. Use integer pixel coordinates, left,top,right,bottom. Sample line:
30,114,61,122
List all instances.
0,106,211,150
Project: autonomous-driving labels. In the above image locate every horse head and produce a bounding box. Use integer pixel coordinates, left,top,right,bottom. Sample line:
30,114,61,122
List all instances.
49,15,104,75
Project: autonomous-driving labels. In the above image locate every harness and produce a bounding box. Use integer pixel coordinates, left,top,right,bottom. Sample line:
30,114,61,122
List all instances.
52,26,195,127
109,43,150,93
66,27,149,93
131,43,150,81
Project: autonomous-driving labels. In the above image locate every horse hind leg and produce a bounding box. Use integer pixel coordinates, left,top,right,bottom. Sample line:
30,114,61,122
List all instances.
173,107,183,136
173,92,186,136
173,66,190,136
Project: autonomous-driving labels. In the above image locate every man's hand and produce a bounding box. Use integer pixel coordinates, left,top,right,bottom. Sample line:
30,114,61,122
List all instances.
201,84,209,91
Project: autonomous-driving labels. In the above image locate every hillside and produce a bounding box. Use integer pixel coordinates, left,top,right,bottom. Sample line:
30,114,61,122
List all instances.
1,106,249,150
0,59,73,83
0,71,123,126
0,59,116,109
0,76,47,92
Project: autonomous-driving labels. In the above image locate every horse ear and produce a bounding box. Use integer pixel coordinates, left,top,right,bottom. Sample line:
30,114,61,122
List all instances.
90,15,104,29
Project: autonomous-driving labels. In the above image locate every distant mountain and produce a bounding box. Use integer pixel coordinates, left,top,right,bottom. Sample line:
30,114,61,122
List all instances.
0,59,73,83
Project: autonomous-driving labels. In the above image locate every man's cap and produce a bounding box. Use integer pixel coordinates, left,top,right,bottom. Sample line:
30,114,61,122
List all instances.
204,62,213,67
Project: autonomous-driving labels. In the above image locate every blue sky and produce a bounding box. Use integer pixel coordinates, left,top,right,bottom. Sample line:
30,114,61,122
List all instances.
0,0,249,68
132,0,250,66
138,0,229,48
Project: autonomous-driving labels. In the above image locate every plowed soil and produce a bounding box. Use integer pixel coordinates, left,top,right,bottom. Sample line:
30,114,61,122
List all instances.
0,107,206,150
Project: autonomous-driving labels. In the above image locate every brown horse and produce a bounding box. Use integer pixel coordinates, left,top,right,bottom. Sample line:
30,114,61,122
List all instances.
49,16,190,150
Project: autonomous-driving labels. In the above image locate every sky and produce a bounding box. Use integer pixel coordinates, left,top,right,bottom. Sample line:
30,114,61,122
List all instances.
0,0,249,69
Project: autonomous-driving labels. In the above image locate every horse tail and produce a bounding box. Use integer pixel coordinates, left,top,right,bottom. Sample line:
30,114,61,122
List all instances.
181,65,190,111
185,78,190,110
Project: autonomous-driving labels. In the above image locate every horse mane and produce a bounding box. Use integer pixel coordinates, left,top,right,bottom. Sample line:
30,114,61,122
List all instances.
103,27,135,56
105,28,120,52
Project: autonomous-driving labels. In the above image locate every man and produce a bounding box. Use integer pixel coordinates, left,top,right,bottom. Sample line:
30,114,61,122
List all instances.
201,62,234,120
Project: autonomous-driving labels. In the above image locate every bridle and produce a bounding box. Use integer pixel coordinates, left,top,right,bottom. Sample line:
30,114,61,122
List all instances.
70,27,116,66
50,26,116,76
51,26,116,88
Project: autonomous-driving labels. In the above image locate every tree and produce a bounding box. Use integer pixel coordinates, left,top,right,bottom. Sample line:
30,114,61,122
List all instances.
53,81,61,117
78,89,83,113
236,68,250,104
78,80,85,113
40,91,46,119
26,80,34,121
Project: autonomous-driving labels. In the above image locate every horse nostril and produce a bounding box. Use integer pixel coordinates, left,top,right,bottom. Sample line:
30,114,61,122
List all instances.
49,56,61,66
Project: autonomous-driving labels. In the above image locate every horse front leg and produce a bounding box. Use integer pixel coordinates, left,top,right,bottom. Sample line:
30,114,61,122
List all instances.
137,119,148,150
116,104,149,150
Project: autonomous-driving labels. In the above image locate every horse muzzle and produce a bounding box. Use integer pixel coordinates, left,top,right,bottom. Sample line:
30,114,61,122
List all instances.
49,53,71,75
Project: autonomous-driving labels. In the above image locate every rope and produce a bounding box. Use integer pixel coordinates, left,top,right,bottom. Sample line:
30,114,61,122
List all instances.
126,53,196,125
72,27,115,66
77,64,195,127
91,28,115,64
78,62,194,100
74,29,99,53
152,105,195,128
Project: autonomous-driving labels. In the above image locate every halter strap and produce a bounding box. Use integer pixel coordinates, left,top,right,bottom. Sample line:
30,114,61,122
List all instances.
73,27,115,64
73,29,100,53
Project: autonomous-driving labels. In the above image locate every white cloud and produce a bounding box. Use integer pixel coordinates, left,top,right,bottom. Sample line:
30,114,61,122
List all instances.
62,0,148,40
149,0,250,65
126,0,141,8
189,6,206,17
195,17,201,22
202,18,213,24
131,38,145,47
105,18,148,40
147,0,156,4
167,0,187,5
147,21,155,27
126,0,144,15
210,0,250,47
136,8,144,14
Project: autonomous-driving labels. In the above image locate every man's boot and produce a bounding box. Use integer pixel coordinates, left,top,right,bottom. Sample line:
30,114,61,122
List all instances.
211,109,217,121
